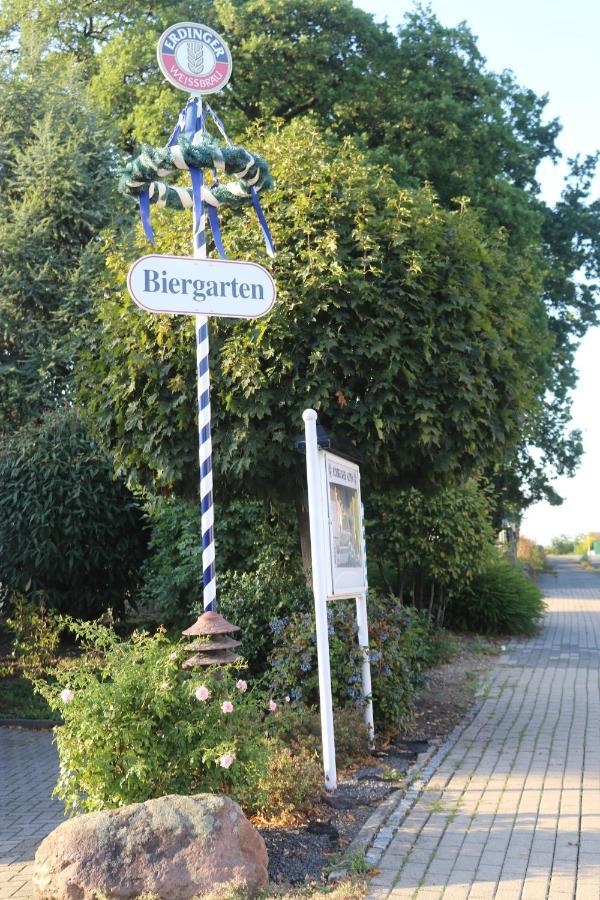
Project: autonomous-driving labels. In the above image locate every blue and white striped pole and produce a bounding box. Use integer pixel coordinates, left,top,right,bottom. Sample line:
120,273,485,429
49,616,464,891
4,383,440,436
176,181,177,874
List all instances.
189,97,217,612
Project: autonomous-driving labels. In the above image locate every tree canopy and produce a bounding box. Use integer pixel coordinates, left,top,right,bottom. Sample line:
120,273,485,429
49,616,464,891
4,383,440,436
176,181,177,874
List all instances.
77,121,549,503
0,0,598,517
0,53,115,430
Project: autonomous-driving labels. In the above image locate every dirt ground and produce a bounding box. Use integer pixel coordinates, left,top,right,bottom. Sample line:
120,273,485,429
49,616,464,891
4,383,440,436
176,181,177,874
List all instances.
401,635,502,741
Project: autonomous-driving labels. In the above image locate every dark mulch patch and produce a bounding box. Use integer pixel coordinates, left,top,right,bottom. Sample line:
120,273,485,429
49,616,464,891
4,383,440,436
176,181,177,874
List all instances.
261,638,500,884
261,746,418,884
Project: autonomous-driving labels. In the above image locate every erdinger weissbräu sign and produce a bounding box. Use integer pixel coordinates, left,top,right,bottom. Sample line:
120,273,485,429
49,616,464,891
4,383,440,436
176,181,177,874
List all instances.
157,22,233,94
128,255,276,318
322,453,366,597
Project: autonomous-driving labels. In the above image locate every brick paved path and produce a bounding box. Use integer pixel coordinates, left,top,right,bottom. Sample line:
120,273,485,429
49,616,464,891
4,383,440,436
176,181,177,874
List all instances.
0,728,63,898
368,557,600,900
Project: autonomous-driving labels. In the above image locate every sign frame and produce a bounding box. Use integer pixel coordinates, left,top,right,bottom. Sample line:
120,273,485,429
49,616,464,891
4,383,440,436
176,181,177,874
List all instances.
302,410,374,792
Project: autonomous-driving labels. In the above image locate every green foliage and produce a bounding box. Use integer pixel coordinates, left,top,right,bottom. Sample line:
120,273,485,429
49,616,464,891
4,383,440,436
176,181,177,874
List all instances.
5,597,65,677
548,534,577,555
0,0,598,515
270,703,370,768
0,409,147,618
257,743,322,821
367,480,495,623
217,555,310,675
138,496,272,625
446,556,546,635
139,497,308,670
517,536,548,576
79,120,548,505
0,53,116,430
35,621,292,815
0,676,54,720
270,595,441,731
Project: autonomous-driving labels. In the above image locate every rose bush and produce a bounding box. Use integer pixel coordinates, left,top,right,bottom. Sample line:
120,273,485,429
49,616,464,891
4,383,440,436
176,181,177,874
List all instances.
35,620,318,817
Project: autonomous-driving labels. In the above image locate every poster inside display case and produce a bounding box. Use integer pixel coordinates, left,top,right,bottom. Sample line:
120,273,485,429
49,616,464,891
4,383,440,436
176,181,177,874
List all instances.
323,452,366,596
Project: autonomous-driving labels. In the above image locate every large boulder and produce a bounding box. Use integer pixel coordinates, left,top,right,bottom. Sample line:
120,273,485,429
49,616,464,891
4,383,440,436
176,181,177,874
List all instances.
33,793,269,899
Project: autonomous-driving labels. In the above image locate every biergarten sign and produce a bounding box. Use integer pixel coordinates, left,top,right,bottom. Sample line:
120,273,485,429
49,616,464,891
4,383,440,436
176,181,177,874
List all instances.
128,255,276,318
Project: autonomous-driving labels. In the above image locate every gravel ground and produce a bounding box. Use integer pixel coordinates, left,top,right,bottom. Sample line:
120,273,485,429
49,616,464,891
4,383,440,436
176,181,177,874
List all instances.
261,637,501,885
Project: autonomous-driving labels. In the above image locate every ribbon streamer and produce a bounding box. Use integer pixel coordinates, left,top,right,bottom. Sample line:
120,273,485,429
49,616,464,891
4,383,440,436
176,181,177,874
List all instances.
138,188,155,244
205,101,275,257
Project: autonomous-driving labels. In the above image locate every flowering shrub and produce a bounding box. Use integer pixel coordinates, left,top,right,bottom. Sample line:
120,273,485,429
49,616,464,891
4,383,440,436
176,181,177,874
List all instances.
34,621,292,815
269,595,444,731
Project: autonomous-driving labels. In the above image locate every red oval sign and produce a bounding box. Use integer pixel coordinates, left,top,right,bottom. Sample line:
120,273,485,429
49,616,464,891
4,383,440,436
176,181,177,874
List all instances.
157,22,233,95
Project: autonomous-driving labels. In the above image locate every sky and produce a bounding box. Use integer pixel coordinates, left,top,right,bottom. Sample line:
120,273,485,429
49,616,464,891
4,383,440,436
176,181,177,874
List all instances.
355,0,600,546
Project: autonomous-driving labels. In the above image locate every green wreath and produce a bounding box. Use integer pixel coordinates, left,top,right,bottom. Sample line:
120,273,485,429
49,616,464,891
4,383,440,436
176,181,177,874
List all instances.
119,136,273,211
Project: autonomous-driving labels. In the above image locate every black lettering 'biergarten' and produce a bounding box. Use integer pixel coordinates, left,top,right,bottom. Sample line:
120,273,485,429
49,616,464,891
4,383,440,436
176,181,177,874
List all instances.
143,268,266,303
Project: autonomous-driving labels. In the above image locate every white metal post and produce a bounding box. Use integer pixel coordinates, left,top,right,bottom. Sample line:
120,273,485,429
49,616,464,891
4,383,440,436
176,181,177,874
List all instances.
355,594,375,746
358,501,375,746
302,408,337,791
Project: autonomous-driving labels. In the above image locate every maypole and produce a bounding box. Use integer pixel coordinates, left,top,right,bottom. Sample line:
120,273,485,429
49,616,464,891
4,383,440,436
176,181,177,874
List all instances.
121,22,275,627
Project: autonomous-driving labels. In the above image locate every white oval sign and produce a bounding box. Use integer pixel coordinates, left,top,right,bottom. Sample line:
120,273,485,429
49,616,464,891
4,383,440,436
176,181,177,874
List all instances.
127,255,276,318
157,22,233,95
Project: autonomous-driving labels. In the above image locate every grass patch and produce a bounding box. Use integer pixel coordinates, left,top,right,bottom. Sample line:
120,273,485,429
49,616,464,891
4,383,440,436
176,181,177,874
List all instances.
0,677,56,720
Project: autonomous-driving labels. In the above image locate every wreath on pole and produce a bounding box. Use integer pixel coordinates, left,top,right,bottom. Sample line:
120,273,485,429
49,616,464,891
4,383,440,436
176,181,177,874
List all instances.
119,137,273,212
118,98,275,257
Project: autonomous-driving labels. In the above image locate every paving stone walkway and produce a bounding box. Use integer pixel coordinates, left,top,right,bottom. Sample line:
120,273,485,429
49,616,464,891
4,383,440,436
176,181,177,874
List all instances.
368,557,600,900
1,557,598,899
0,729,64,898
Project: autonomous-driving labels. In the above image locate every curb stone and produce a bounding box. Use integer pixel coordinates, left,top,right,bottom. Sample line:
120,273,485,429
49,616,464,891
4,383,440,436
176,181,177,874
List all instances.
327,698,485,882
0,718,59,729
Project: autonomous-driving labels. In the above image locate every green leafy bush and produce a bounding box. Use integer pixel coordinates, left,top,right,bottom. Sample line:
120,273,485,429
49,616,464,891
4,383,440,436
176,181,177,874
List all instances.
217,558,311,675
270,703,370,768
548,534,577,555
139,498,308,656
517,536,548,576
138,497,266,624
366,481,495,624
270,595,441,731
0,408,147,618
257,743,322,822
446,556,546,635
35,621,311,816
5,597,65,677
0,677,54,720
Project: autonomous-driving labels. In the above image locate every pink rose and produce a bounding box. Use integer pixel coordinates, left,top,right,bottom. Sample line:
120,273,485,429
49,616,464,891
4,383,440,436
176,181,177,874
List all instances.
195,686,210,702
221,701,234,714
236,679,248,693
60,688,74,704
219,753,235,769
268,699,277,712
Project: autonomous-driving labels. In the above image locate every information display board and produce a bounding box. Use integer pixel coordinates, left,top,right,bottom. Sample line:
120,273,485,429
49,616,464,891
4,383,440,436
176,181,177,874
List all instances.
322,452,366,597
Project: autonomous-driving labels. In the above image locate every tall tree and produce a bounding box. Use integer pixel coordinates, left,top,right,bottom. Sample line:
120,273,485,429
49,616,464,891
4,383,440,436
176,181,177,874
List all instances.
2,0,598,511
77,121,549,511
0,51,115,429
